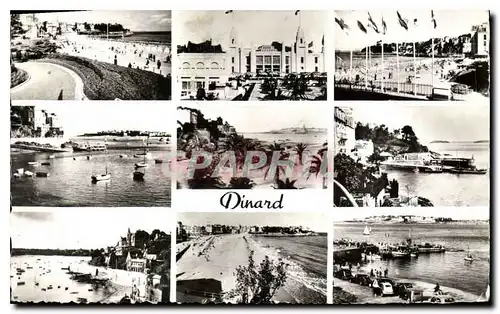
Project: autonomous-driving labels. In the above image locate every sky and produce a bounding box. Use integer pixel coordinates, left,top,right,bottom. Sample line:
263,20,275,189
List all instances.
347,105,489,144
178,103,329,133
332,207,490,222
11,210,173,250
178,10,327,52
32,103,173,137
178,212,329,232
30,10,171,32
335,10,489,50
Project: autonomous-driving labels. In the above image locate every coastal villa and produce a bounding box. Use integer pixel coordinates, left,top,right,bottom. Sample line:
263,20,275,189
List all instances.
350,140,374,165
178,22,325,97
126,251,147,273
115,228,146,256
11,106,63,138
334,107,355,155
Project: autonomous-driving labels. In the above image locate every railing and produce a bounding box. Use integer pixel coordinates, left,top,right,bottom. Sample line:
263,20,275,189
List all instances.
334,79,433,98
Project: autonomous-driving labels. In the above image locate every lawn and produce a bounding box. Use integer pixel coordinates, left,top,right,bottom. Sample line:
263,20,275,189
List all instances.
39,54,171,100
10,66,29,88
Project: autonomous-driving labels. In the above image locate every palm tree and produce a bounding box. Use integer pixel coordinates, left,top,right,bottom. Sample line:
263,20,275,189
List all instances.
294,143,308,165
229,177,255,189
307,142,328,189
274,178,298,189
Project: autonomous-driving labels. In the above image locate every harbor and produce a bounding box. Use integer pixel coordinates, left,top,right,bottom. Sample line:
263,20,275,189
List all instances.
10,211,172,304
332,217,490,304
334,106,489,207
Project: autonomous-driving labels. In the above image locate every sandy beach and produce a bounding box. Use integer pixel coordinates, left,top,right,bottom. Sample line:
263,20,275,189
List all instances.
57,34,171,77
176,233,326,304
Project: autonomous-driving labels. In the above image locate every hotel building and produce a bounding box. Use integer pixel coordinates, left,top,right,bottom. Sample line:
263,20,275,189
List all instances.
178,25,325,97
334,107,355,155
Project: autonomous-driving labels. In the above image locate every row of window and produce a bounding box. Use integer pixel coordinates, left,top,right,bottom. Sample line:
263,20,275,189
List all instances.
231,56,320,65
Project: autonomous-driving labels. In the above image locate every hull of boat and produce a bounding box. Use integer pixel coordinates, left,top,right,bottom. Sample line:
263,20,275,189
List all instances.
133,172,145,181
451,169,487,175
91,175,111,182
391,252,410,258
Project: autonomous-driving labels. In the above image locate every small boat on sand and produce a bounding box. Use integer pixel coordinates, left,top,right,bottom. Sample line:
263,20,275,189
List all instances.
134,162,148,168
17,168,24,175
41,288,46,291
35,172,50,177
24,171,34,177
119,154,127,158
17,281,25,285
49,155,55,159
13,173,21,178
28,161,38,166
41,162,51,166
77,297,88,303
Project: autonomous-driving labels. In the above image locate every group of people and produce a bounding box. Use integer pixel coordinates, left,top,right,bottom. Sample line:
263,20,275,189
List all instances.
58,37,172,77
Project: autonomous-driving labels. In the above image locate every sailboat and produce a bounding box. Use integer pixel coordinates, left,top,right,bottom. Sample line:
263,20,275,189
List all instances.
91,151,111,182
464,244,474,262
134,138,149,168
363,226,371,235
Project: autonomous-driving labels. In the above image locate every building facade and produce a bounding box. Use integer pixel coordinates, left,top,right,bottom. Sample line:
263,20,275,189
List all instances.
178,26,325,97
471,22,489,57
334,107,355,155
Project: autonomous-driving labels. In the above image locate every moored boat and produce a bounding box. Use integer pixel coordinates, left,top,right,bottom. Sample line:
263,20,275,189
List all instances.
363,226,371,235
41,162,51,166
154,159,163,164
450,168,487,175
91,174,111,182
28,161,38,166
35,172,50,177
133,171,145,181
24,171,34,177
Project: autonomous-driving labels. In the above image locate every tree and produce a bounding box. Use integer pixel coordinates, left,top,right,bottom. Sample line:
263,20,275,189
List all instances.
232,251,288,304
10,14,25,38
229,177,255,189
294,143,308,165
401,125,415,142
274,178,298,189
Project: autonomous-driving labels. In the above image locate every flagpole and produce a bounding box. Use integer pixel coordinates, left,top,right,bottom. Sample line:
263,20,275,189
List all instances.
365,45,368,89
397,42,400,93
350,49,353,82
381,38,384,91
431,36,434,88
413,40,416,96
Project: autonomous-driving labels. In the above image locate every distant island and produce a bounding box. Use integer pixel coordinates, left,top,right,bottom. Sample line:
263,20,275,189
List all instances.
78,130,171,137
342,215,489,225
265,127,327,134
430,140,450,143
11,248,92,257
430,140,489,144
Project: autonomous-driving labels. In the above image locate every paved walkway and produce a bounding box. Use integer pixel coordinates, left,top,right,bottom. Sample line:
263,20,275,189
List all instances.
11,62,78,100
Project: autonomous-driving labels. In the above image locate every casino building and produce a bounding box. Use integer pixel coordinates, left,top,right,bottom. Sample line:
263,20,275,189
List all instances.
178,25,325,97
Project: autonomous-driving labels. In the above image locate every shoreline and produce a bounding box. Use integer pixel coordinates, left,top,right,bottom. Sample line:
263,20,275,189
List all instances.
176,234,326,304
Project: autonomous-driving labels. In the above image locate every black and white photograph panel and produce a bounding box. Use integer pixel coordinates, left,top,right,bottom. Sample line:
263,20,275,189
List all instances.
10,10,172,100
10,103,173,207
177,10,327,101
177,103,328,189
10,209,173,304
332,208,490,304
333,105,489,207
176,212,328,304
334,10,490,101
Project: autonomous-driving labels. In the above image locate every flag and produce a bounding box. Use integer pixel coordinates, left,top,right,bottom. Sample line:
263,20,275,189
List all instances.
357,20,368,33
414,18,418,27
431,10,437,29
295,10,300,16
225,10,233,14
322,35,324,46
367,12,379,33
308,41,313,48
381,16,387,35
335,17,349,31
397,11,409,30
